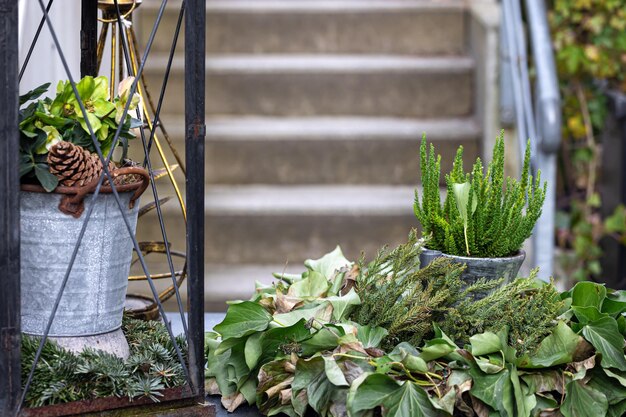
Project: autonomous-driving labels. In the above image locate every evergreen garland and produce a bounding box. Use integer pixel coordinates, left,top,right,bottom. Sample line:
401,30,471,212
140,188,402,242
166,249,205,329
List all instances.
21,317,187,408
350,232,564,355
414,131,547,258
350,231,501,349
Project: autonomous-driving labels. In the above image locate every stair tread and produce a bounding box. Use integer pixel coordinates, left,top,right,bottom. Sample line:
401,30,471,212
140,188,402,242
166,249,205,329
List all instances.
203,185,417,215
144,0,466,12
148,54,474,73
164,116,481,140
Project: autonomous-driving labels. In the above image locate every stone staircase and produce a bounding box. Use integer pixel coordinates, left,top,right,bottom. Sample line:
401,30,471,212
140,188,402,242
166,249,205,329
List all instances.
134,0,485,311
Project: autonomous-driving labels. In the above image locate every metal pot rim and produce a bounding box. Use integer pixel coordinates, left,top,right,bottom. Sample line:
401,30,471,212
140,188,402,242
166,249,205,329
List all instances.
429,249,526,263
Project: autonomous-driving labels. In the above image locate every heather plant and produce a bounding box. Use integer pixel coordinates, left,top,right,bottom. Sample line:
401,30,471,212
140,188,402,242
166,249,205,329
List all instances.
414,131,546,258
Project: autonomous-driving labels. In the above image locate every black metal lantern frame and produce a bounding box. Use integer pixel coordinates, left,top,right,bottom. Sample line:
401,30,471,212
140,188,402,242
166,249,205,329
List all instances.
0,0,207,415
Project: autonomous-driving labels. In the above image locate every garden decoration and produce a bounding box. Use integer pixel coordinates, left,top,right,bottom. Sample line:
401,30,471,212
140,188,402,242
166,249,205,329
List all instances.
19,76,149,358
96,0,191,321
414,131,546,285
206,232,626,417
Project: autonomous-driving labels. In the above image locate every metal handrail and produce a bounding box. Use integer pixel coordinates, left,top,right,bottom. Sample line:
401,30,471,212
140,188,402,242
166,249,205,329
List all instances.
500,0,561,280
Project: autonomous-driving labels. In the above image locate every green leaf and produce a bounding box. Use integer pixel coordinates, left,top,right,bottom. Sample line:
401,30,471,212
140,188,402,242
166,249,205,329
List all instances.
517,321,583,368
348,374,439,417
287,271,330,299
582,317,626,371
470,332,502,357
561,379,608,417
34,164,58,192
214,301,273,340
571,305,608,324
304,246,351,281
19,83,51,105
605,206,626,234
326,289,361,321
588,368,626,405
510,366,536,417
572,281,606,309
475,355,505,374
323,356,349,387
258,320,311,365
355,324,388,349
469,367,514,417
608,400,626,417
244,333,262,370
419,336,457,362
300,325,344,356
452,181,478,255
292,356,334,415
273,302,332,327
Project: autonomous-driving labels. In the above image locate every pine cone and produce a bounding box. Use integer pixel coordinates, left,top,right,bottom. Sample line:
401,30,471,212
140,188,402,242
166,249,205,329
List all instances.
47,142,116,187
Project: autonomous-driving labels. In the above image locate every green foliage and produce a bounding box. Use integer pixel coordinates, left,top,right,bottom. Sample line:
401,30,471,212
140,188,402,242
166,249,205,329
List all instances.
350,231,501,349
441,273,565,355
414,131,546,258
18,76,141,191
204,242,626,417
21,317,186,408
549,0,626,283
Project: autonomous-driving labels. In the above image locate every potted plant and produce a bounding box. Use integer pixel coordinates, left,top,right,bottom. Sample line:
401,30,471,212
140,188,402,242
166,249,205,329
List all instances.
414,131,546,285
19,75,149,357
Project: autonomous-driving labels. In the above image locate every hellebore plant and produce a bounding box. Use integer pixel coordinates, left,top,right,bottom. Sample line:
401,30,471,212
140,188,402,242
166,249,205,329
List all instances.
19,75,142,191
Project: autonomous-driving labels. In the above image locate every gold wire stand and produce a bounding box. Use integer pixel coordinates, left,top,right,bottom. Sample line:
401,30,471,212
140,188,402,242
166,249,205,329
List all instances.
97,1,189,319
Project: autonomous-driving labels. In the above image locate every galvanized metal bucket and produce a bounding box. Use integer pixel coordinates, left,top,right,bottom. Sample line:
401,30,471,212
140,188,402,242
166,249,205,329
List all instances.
20,168,149,337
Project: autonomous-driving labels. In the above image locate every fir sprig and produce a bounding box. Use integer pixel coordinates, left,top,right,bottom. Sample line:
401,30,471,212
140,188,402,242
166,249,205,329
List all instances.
21,317,187,408
350,231,501,349
414,131,546,257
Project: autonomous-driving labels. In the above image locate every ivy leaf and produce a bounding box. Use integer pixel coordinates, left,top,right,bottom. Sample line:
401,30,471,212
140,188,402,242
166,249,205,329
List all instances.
287,271,330,299
323,356,349,387
304,246,351,281
258,319,311,365
571,281,606,309
213,301,273,340
300,325,345,356
244,333,262,370
469,367,515,417
561,379,608,417
517,321,582,368
34,164,58,192
325,289,361,321
469,332,502,357
348,373,439,417
581,317,626,371
355,324,388,349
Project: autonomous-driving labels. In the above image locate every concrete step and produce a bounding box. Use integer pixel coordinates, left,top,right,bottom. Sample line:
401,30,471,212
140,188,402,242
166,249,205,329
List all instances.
144,54,474,117
162,116,481,185
137,0,466,56
136,185,419,265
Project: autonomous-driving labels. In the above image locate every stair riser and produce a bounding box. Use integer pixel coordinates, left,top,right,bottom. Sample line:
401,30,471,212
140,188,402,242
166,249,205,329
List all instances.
144,70,473,118
138,6,465,55
143,130,479,185
205,138,478,185
138,211,419,264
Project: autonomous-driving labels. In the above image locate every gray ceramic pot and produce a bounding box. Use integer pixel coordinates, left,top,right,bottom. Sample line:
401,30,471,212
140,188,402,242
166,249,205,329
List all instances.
420,248,526,288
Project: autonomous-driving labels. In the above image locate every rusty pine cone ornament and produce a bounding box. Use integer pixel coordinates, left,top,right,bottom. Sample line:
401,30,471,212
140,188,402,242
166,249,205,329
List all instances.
47,142,117,187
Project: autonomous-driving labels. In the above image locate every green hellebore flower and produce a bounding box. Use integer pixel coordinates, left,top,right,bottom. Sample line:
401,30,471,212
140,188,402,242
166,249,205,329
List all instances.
49,76,115,140
115,76,142,123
